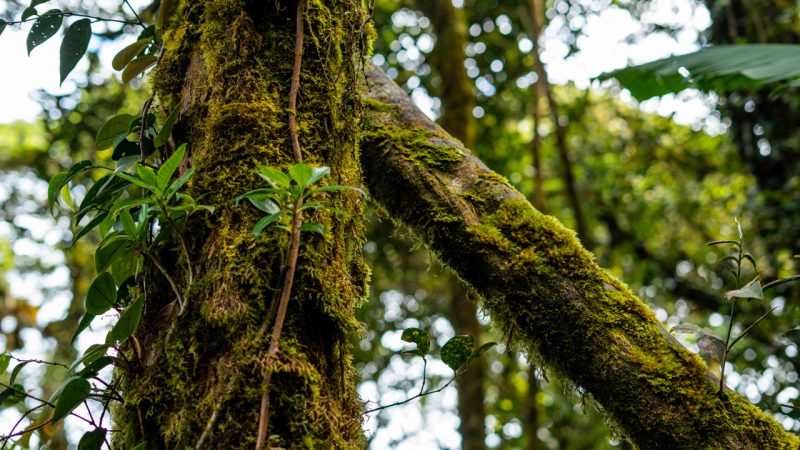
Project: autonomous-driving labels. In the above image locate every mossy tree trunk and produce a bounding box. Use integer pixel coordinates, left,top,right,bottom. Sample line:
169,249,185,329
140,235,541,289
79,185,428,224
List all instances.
360,65,800,449
115,1,370,448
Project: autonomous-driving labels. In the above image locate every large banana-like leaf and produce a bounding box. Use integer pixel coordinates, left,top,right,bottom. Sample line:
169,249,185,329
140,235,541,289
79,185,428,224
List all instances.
599,44,800,101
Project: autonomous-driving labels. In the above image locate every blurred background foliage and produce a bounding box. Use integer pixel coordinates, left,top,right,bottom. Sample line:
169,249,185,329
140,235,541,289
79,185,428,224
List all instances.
1,0,800,448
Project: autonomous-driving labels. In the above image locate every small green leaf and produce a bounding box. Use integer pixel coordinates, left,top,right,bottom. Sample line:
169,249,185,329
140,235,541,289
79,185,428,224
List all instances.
155,104,180,148
0,384,25,406
78,427,106,450
112,38,150,71
306,166,331,187
9,360,32,384
75,356,112,379
48,172,67,212
300,222,325,235
697,335,726,364
670,323,716,337
30,0,50,7
115,171,154,190
724,277,763,300
112,139,144,161
107,295,144,343
51,377,90,423
257,165,291,188
121,55,157,83
27,9,63,55
167,168,194,198
59,18,91,84
400,328,430,355
73,212,108,244
71,313,95,344
119,209,137,238
157,143,185,191
136,164,159,189
95,235,132,273
249,198,280,215
289,163,314,188
69,344,109,372
735,217,743,240
706,240,740,248
86,272,116,315
0,354,10,374
441,335,474,372
253,212,282,237
471,341,498,359
96,114,134,150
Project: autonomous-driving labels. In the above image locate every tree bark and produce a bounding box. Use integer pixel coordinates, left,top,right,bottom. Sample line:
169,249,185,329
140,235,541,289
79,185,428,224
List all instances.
115,2,370,448
359,64,799,449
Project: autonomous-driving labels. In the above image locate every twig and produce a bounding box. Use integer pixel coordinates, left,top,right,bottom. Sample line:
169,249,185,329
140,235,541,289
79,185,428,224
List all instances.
1,12,141,26
140,248,184,311
158,201,194,286
364,372,462,414
8,355,68,370
254,2,307,448
138,97,154,161
122,0,144,26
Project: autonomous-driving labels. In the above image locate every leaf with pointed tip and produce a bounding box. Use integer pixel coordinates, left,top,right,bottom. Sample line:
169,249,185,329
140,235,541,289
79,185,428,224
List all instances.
71,313,95,344
400,328,430,356
706,240,740,248
52,377,90,423
0,21,7,37
697,335,726,364
258,165,291,188
724,277,763,300
155,0,176,38
59,19,91,84
107,295,144,343
670,323,717,337
96,114,134,150
0,354,9,375
253,213,282,237
300,222,325,235
306,166,330,188
21,7,37,21
112,38,150,71
78,427,106,450
289,163,314,188
27,9,62,55
471,341,498,360
86,272,116,315
95,235,132,273
121,55,157,83
158,144,185,191
441,335,474,372
155,104,180,148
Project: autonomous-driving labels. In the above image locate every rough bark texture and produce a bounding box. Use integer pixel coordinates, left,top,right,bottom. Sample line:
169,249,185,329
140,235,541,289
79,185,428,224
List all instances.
114,1,371,448
359,64,800,450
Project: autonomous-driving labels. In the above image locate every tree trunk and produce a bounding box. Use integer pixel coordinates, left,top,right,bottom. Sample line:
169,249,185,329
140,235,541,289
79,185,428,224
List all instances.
115,1,370,448
359,64,799,449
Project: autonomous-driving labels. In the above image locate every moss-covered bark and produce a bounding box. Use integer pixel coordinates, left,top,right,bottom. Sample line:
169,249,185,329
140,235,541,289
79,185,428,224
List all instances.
359,64,800,450
114,1,371,448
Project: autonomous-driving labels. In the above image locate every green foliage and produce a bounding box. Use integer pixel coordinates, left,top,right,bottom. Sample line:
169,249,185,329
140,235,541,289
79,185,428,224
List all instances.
59,18,91,84
600,44,800,100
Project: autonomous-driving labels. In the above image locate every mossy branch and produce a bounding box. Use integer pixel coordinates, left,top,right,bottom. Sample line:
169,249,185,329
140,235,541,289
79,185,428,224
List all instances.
358,64,800,449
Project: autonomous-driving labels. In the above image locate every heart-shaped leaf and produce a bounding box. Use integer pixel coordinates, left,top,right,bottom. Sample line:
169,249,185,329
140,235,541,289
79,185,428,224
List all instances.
441,335,473,372
401,328,430,356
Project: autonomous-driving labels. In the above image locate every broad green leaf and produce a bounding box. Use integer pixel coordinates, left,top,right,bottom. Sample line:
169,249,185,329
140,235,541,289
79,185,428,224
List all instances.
289,163,314,188
158,143,185,191
300,222,325,235
86,272,116,315
96,114,134,150
257,165,291,188
112,139,143,160
115,171,154,190
107,295,144,343
0,384,25,406
155,104,180,148
724,277,763,300
249,198,280,215
697,335,726,364
48,172,67,212
121,55,157,83
69,344,109,372
73,212,108,244
71,313,95,344
0,354,10,374
253,213,282,237
167,168,194,198
599,44,800,100
305,166,331,188
75,356,112,379
119,209,137,238
51,377,90,423
59,18,91,84
441,335,473,372
112,38,150,71
136,164,159,189
10,360,33,384
400,328,430,355
78,427,106,450
95,235,132,273
27,9,62,55
21,7,37,21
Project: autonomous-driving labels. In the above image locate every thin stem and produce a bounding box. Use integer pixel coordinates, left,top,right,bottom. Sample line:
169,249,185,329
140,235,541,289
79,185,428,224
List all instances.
719,242,743,396
254,1,306,448
419,357,427,396
728,306,778,351
0,382,94,426
2,404,46,449
364,371,463,414
8,355,68,370
158,202,194,286
139,97,154,161
122,0,144,26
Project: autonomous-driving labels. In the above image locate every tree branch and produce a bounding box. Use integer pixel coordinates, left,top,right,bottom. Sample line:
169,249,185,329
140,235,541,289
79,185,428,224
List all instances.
358,64,799,449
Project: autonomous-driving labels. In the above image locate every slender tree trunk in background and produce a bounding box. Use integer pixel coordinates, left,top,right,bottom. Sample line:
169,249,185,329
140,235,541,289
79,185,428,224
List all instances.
414,2,487,448
519,0,593,249
360,65,799,449
114,2,370,448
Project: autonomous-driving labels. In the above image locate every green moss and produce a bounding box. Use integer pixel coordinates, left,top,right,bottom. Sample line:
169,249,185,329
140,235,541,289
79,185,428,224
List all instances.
114,1,371,448
363,124,465,169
